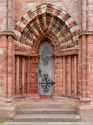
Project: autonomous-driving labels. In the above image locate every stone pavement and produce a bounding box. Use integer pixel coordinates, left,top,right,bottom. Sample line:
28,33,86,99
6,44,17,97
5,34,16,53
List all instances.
6,122,93,125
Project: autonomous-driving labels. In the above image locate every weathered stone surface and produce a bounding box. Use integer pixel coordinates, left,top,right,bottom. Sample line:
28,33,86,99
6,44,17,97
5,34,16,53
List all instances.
80,104,93,121
15,0,81,26
1,0,93,122
0,97,16,119
6,122,93,125
0,0,7,31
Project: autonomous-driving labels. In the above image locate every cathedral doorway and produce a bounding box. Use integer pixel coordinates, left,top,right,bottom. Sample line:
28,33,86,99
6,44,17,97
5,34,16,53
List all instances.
14,3,80,99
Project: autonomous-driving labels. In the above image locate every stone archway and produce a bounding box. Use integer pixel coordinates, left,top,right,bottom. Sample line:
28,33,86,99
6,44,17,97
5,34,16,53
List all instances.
14,3,80,47
14,3,80,98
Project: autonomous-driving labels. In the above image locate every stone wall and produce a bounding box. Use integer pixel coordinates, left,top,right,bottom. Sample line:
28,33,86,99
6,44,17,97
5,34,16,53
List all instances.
0,0,7,31
1,0,93,100
0,35,14,98
15,0,81,25
2,0,93,32
87,35,93,100
82,0,93,31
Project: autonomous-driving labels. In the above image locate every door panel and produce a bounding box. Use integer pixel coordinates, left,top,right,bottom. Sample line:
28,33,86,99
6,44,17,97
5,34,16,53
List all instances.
38,42,54,96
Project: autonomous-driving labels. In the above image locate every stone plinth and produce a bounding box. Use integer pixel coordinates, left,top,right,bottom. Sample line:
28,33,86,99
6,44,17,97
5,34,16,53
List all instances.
80,103,93,121
0,97,16,120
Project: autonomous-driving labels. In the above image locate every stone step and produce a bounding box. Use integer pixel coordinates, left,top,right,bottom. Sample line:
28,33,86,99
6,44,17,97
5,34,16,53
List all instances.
16,98,79,108
17,102,77,109
16,110,77,115
16,100,78,105
6,122,93,125
17,102,77,106
16,108,78,114
14,114,80,122
14,98,80,122
16,103,78,115
17,105,77,110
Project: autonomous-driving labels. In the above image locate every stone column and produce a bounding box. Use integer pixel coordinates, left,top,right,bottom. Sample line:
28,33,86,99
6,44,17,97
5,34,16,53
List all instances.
30,57,39,98
0,34,15,119
0,35,8,97
80,0,93,121
73,55,78,97
80,0,89,101
66,56,72,96
15,56,20,95
7,36,15,97
54,57,63,96
0,0,15,119
80,35,93,121
62,56,66,96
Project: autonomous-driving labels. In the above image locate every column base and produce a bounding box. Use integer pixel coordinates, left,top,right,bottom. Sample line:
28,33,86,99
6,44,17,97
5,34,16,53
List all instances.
0,97,16,120
80,97,93,121
80,97,91,104
30,94,40,99
80,103,93,121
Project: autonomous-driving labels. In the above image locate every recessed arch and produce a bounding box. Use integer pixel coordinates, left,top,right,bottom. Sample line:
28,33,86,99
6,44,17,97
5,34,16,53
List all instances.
14,3,80,50
14,3,80,98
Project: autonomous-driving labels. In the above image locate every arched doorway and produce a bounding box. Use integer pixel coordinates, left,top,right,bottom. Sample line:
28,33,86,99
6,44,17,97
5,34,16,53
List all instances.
14,3,80,99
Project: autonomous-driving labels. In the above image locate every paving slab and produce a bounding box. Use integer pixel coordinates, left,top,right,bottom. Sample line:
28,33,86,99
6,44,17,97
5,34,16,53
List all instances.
6,122,93,125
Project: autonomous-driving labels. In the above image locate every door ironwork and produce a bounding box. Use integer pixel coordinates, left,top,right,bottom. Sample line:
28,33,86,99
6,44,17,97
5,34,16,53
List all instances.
38,41,55,96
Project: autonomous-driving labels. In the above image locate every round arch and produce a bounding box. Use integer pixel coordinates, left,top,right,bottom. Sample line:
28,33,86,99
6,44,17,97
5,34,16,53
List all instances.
14,3,80,50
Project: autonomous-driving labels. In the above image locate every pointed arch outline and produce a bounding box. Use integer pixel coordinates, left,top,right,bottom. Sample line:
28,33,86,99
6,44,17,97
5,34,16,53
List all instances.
14,3,80,49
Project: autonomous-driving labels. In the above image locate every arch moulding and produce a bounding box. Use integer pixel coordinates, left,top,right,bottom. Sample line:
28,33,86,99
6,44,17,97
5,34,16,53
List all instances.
14,3,80,53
